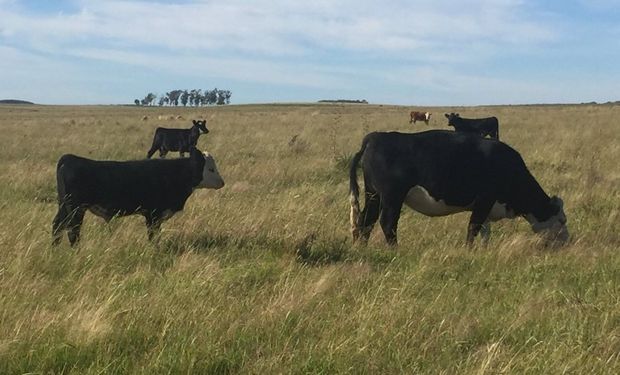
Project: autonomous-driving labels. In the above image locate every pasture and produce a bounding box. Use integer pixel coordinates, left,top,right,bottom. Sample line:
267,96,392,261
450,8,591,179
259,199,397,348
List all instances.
0,103,618,374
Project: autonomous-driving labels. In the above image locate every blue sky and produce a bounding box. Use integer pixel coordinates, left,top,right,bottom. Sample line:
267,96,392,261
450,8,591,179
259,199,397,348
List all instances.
1,0,618,105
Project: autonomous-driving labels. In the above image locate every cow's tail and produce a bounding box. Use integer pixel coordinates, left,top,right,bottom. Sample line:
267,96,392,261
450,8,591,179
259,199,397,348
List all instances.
349,136,370,241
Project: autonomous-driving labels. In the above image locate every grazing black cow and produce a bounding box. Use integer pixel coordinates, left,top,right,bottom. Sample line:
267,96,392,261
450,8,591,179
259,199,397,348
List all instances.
349,130,568,246
147,119,209,158
52,147,224,246
445,113,499,139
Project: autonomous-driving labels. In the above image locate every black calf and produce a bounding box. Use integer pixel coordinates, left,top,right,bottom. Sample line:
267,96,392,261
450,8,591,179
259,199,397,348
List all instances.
445,113,499,139
52,147,224,246
147,120,209,158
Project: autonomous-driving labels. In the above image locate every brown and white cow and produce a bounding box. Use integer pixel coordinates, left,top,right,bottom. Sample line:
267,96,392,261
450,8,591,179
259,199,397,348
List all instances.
410,111,431,125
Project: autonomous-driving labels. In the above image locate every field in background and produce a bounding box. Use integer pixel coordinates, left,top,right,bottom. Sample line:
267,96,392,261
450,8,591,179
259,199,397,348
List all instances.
0,103,618,374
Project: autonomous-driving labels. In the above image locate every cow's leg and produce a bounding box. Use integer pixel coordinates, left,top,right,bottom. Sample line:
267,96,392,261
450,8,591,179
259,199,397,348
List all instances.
146,144,158,159
145,212,163,241
379,191,406,246
67,208,86,247
159,149,168,158
480,221,491,243
52,203,69,245
467,198,494,244
179,151,185,158
358,190,381,244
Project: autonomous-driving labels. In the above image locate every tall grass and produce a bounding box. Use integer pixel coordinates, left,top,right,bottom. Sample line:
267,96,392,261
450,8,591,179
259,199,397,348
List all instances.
0,103,618,374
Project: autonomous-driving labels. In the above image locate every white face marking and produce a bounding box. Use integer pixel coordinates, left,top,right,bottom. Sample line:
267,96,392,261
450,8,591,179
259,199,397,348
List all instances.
425,112,431,121
404,186,470,217
526,209,569,244
196,152,225,189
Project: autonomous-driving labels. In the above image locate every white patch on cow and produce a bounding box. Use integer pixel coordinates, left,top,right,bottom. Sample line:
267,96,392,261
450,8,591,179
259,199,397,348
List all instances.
404,186,470,217
405,186,516,222
487,202,516,221
196,152,225,189
425,112,431,121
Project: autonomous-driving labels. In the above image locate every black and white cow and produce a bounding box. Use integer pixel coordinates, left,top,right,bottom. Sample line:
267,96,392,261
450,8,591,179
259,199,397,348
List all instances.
147,119,209,158
445,113,499,139
52,147,224,246
349,130,568,246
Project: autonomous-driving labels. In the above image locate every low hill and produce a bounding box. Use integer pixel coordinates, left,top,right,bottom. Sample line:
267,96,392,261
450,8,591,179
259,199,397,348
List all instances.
0,99,35,105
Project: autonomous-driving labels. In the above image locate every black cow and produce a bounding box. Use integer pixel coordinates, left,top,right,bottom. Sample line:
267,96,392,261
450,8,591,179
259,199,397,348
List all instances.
147,119,209,158
445,113,499,139
349,130,568,246
52,147,224,246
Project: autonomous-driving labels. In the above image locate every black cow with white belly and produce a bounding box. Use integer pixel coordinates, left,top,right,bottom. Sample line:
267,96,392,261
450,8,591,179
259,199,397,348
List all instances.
147,119,209,158
52,147,224,246
445,113,499,139
349,130,568,246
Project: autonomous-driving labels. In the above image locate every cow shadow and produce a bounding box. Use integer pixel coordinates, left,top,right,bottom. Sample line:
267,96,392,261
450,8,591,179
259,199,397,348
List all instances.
157,231,355,266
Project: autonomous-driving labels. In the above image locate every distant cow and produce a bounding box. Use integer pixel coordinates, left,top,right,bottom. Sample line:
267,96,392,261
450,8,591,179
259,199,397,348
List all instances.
147,120,209,158
52,147,224,246
410,111,431,125
445,113,499,139
349,130,568,246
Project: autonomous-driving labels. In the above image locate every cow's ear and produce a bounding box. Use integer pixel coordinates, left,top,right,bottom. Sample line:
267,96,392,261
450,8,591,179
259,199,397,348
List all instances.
192,120,198,125
444,113,449,118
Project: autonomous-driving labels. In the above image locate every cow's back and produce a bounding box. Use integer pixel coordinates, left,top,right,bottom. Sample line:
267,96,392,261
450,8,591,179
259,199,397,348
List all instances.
57,155,195,213
361,131,526,206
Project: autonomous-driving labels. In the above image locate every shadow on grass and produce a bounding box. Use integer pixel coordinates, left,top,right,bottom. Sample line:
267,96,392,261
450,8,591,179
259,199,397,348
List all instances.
294,233,349,266
156,230,397,269
158,230,289,257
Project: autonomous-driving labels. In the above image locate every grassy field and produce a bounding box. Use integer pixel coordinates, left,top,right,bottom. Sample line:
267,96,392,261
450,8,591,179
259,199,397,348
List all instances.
0,102,618,374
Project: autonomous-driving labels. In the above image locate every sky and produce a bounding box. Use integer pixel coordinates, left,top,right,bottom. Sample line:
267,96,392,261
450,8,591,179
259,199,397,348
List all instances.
0,0,619,105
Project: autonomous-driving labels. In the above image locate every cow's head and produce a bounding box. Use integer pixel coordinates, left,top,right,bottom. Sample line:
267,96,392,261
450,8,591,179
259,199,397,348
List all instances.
192,120,209,134
425,112,431,121
444,113,459,127
190,147,224,189
528,196,569,246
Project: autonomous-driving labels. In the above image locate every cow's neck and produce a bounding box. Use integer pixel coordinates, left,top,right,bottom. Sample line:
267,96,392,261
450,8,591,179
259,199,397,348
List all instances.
512,177,555,223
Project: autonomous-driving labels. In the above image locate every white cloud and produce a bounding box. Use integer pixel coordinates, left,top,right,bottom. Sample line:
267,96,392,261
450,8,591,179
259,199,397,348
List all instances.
66,46,355,89
2,0,557,55
0,0,616,105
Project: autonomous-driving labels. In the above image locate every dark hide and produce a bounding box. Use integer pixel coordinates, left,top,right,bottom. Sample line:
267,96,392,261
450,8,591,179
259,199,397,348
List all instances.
445,113,499,139
52,147,209,246
147,120,209,158
349,130,567,246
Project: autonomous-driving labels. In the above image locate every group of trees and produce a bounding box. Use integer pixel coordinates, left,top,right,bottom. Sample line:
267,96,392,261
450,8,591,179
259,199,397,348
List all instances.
134,89,232,107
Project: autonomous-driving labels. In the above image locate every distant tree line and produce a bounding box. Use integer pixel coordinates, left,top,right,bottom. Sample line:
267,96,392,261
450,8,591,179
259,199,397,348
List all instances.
134,89,232,107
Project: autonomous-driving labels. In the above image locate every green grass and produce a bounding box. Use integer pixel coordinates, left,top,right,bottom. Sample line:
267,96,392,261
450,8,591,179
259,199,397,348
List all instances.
0,103,619,374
